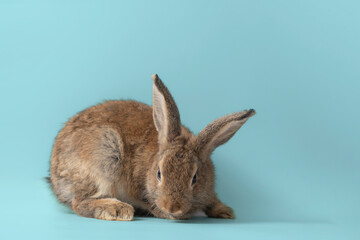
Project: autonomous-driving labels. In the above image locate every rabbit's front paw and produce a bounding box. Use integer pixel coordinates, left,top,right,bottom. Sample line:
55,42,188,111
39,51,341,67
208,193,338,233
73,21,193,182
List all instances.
92,199,135,221
205,201,235,219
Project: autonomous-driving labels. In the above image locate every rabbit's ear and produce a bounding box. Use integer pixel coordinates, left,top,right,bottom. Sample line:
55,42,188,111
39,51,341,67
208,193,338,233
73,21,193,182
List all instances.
152,74,181,144
195,109,255,160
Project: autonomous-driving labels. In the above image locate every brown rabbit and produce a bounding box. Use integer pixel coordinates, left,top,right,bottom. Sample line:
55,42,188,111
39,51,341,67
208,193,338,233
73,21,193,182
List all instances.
49,74,255,221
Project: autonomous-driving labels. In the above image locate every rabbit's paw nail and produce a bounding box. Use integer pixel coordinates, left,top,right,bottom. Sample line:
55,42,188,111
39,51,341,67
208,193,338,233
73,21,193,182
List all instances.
94,202,134,221
214,209,235,219
115,204,135,221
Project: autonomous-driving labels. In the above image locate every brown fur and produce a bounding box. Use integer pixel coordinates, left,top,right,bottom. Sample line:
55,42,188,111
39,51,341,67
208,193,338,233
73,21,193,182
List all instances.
49,74,255,221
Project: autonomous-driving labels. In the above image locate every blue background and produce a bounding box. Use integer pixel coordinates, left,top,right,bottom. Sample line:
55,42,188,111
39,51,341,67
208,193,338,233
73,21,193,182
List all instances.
0,0,359,239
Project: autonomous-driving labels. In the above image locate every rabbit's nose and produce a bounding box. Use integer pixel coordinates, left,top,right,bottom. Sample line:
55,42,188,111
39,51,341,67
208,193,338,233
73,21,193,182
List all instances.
166,203,183,215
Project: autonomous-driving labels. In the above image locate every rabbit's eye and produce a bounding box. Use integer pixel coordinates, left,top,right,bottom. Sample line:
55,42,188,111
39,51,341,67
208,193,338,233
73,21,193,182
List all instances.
191,173,198,186
157,169,161,182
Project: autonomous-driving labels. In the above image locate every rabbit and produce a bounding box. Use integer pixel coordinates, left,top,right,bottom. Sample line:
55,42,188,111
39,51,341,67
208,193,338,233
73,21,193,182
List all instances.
49,74,255,221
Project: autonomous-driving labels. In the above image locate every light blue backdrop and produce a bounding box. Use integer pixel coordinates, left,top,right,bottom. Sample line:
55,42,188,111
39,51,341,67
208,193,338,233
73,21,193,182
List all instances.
0,0,359,239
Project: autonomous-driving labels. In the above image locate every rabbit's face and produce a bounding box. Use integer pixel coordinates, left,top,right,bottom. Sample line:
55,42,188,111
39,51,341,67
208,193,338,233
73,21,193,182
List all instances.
148,74,254,219
146,145,214,219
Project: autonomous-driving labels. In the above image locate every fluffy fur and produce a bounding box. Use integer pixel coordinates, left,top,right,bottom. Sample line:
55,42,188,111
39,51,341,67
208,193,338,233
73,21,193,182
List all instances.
49,74,255,221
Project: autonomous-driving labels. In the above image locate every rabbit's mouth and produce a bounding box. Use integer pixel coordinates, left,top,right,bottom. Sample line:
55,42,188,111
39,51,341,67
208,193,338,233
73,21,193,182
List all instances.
168,211,185,218
166,210,189,220
158,205,190,220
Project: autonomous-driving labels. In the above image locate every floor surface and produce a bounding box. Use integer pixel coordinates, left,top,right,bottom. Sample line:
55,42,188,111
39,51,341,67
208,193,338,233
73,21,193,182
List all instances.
1,179,358,240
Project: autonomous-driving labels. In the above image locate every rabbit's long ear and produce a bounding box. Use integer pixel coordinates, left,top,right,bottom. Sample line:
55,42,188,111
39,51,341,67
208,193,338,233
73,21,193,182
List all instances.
152,74,181,144
195,109,255,160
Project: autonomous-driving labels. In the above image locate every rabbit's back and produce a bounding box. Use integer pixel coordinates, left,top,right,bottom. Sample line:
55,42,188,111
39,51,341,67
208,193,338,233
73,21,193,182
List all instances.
50,100,158,207
65,100,157,142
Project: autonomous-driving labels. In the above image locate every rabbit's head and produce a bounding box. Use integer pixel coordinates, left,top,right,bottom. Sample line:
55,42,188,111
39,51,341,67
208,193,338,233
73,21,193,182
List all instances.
146,74,255,219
